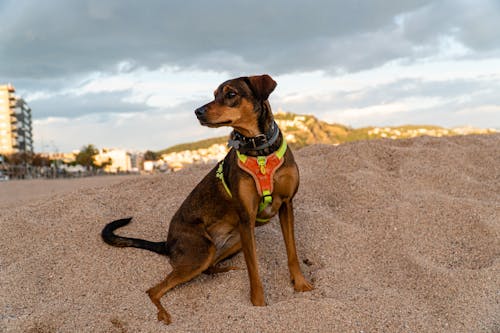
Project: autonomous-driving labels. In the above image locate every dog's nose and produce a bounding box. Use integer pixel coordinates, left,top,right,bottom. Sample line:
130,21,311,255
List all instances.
195,106,206,118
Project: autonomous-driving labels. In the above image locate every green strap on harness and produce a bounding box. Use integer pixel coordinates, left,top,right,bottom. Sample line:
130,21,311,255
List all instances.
256,190,273,223
216,161,232,198
260,190,272,209
275,137,288,159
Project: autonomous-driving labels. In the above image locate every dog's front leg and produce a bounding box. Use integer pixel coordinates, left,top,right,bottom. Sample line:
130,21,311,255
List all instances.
237,193,266,306
279,200,314,292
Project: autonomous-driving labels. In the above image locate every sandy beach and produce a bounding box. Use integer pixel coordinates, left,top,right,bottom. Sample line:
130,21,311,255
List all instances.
0,175,140,209
1,134,499,332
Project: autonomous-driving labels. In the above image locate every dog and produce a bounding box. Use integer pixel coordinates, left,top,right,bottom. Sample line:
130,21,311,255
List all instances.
101,74,313,324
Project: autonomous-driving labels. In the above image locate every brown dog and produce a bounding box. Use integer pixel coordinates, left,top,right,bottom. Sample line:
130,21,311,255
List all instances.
101,74,313,324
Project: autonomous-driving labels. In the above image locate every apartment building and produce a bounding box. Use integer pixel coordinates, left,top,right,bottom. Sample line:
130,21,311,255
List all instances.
0,84,33,154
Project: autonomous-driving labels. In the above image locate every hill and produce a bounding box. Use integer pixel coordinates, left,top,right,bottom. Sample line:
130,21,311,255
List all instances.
157,111,496,155
158,136,228,155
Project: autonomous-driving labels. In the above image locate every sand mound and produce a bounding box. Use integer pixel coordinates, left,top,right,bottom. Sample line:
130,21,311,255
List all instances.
1,134,499,332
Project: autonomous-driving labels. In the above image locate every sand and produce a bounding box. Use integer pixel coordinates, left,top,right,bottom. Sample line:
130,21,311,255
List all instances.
1,134,499,332
0,176,140,209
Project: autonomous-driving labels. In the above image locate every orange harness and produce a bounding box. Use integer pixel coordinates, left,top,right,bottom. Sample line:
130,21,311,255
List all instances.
237,151,284,198
216,138,287,223
236,138,287,221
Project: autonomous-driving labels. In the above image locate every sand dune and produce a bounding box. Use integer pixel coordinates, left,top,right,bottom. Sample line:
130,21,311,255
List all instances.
1,134,499,332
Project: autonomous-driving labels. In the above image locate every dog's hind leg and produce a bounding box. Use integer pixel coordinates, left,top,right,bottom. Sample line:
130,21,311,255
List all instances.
146,237,216,325
204,237,242,274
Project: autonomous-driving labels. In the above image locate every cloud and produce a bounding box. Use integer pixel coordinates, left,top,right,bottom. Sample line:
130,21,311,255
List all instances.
28,89,147,119
21,67,229,119
6,0,498,81
400,0,500,52
33,108,231,152
272,64,500,128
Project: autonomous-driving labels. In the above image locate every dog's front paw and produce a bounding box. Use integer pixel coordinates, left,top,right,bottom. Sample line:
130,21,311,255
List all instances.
251,292,266,306
251,299,266,306
293,277,314,292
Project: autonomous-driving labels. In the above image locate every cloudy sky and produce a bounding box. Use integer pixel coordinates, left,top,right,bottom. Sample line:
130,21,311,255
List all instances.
1,0,499,152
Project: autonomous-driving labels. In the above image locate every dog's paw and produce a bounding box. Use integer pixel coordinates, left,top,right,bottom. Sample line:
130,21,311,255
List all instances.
203,265,242,275
157,310,172,325
251,293,266,306
293,277,314,292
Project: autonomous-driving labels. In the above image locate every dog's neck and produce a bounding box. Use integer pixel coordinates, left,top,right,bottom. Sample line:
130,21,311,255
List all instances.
228,120,282,157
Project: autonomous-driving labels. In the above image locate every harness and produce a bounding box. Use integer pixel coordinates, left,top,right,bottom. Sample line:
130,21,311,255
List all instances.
216,133,287,223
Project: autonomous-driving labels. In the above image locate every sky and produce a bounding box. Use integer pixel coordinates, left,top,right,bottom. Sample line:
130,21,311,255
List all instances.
1,0,499,152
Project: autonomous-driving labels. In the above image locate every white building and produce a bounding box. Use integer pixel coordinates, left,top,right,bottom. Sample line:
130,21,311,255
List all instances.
94,148,132,173
0,84,33,154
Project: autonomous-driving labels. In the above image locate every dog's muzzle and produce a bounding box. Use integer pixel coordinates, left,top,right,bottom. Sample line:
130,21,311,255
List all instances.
194,106,207,121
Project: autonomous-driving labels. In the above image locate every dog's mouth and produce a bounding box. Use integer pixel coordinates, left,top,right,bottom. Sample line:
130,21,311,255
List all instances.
199,119,232,127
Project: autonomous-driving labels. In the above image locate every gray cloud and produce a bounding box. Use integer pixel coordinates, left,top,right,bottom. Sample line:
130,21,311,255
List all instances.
4,0,480,81
401,0,500,52
29,90,149,119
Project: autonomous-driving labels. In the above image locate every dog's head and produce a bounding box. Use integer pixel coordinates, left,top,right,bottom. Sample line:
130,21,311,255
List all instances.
195,74,277,137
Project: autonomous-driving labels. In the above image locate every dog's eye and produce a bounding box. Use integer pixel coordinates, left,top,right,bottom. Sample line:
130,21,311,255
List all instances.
225,91,237,99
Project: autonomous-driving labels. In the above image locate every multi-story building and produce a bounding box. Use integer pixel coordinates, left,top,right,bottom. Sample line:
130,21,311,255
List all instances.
0,84,33,155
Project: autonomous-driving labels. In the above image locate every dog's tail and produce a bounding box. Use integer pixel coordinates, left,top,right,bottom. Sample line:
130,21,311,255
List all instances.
101,217,169,255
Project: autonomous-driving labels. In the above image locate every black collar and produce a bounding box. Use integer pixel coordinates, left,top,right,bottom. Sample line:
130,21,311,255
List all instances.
228,121,281,156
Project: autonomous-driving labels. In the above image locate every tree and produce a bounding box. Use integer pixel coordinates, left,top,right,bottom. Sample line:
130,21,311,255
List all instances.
32,154,51,167
144,150,159,161
5,152,33,165
75,144,99,170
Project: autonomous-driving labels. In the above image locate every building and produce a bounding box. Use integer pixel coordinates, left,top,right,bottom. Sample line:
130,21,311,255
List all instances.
0,84,33,155
129,151,144,172
94,148,132,173
160,143,228,171
41,151,78,164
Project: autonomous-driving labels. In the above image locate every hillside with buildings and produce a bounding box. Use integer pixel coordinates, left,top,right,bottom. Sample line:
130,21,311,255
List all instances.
153,111,497,171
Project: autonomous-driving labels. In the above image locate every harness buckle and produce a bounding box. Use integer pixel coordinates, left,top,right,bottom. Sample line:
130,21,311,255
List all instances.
257,156,267,174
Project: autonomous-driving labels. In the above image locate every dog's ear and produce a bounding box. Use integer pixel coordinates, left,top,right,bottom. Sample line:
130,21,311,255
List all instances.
247,74,277,101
